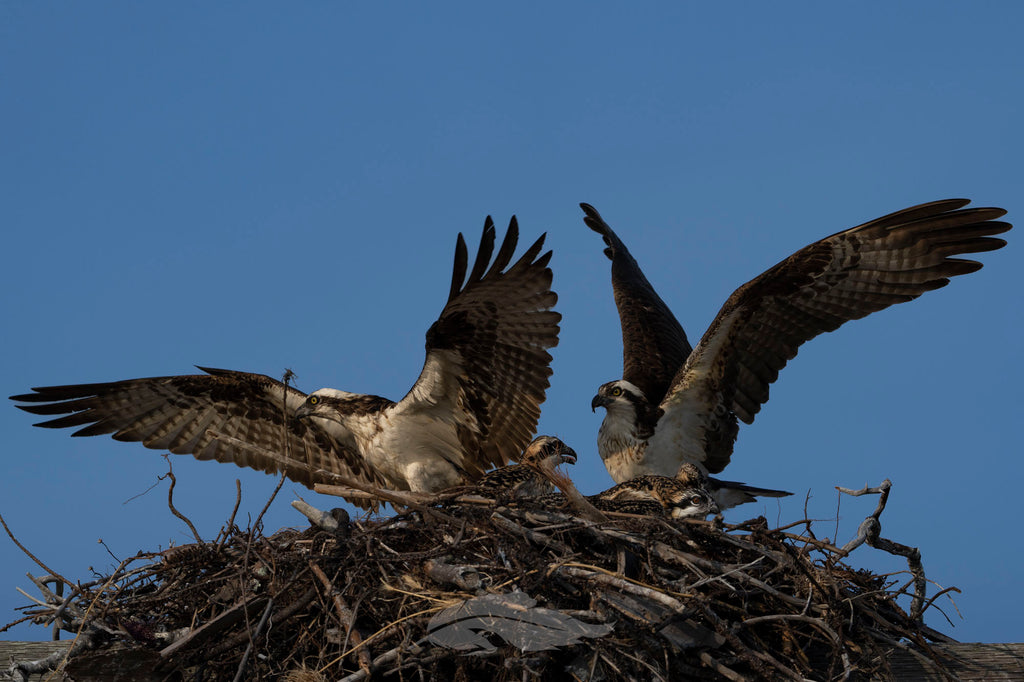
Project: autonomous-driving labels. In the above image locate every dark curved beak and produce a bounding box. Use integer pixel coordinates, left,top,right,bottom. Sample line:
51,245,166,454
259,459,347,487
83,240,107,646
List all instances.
293,403,312,421
591,394,608,412
559,446,578,466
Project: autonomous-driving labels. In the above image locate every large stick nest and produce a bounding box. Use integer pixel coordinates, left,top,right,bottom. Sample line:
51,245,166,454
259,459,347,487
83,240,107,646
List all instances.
4,479,960,681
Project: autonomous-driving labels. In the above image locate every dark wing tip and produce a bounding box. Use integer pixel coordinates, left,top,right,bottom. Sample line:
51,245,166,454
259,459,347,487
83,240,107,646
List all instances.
467,218,498,284
534,244,553,270
580,202,611,234
978,221,1012,237
11,381,110,401
486,216,520,277
972,205,1009,222
448,232,470,302
13,401,75,415
195,366,236,377
580,202,620,264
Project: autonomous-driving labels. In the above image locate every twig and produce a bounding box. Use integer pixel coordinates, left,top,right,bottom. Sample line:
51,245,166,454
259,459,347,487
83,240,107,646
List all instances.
160,456,202,544
216,479,244,551
208,587,318,658
698,651,747,682
314,479,461,524
490,511,570,553
231,597,274,682
0,513,72,588
308,560,372,675
424,558,481,591
558,565,689,613
919,586,962,618
542,466,608,522
836,479,928,620
742,613,842,645
291,499,342,533
252,473,287,536
337,640,426,682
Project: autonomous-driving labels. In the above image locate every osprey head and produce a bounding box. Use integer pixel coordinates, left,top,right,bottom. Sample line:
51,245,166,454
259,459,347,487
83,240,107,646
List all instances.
521,435,578,467
590,380,647,412
293,389,357,423
665,487,719,519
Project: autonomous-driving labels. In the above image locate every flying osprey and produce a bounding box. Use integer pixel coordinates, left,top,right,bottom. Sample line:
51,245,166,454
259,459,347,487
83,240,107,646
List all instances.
476,435,577,498
12,217,561,507
584,199,1010,508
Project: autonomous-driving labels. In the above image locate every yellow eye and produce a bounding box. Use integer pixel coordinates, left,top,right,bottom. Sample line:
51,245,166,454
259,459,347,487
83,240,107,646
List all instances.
610,387,623,397
309,396,319,405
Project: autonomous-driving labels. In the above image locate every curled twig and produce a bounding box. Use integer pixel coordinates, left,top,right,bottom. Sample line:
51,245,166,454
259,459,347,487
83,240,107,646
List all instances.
160,456,202,544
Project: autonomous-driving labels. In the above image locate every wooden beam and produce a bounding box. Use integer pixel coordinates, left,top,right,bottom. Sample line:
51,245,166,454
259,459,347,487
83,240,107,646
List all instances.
885,643,1024,681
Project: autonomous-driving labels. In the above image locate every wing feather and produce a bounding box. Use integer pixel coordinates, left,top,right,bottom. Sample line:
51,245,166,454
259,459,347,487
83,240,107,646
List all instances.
581,203,692,404
447,233,470,303
658,199,1010,473
11,368,384,500
467,217,497,284
408,217,561,478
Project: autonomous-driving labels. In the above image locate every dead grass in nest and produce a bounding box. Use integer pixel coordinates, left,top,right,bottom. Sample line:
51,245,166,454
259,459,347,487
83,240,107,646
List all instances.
3,477,961,681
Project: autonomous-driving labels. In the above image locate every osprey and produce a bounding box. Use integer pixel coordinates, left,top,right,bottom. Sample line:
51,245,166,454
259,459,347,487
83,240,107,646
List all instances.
584,199,1010,508
12,217,561,508
476,435,578,498
594,475,719,519
536,476,718,519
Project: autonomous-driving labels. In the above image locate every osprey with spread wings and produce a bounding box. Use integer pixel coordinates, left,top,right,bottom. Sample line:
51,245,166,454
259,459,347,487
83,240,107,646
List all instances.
12,217,561,507
585,199,1010,509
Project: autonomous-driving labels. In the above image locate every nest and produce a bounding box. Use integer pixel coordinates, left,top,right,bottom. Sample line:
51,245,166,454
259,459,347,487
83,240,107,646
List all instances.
3,477,960,682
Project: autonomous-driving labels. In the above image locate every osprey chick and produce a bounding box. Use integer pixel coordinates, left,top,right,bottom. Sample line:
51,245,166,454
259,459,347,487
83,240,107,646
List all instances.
13,217,561,508
476,435,578,498
595,474,719,519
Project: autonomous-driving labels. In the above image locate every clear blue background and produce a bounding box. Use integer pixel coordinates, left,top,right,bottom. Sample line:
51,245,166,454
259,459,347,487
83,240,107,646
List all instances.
2,3,1021,644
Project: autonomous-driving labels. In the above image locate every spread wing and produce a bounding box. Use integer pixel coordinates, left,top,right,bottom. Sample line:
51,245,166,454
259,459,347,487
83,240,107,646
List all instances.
400,216,561,479
11,367,385,495
581,203,691,404
655,199,1011,473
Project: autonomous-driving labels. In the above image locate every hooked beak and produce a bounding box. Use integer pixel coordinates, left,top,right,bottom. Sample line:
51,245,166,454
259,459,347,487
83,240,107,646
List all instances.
559,446,578,466
591,394,609,412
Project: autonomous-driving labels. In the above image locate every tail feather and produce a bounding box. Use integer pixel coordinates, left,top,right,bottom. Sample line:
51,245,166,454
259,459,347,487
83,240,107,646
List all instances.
707,476,792,510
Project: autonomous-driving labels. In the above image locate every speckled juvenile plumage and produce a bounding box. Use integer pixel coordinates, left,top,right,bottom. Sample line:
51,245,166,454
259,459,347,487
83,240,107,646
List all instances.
528,474,718,519
596,475,719,519
477,435,577,498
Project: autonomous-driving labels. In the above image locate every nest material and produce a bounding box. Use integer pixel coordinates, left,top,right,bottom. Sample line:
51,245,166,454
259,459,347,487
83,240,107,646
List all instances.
4,482,959,682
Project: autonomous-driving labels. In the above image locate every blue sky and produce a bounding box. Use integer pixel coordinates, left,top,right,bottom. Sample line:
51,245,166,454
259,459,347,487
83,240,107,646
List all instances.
2,4,1021,644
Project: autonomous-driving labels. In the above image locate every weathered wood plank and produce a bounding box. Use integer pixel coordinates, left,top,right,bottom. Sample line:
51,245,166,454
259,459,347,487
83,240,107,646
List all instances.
884,643,1024,681
0,641,68,681
4,640,1023,680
